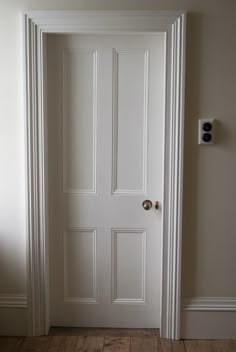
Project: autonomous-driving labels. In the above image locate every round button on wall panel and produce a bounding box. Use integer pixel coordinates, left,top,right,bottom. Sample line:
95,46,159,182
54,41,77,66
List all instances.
202,122,212,132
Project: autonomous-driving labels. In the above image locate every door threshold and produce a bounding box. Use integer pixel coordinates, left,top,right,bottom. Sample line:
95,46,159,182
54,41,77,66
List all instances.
49,327,160,337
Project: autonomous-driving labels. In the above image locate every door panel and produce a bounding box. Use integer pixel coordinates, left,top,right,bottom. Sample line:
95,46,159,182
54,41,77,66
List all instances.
62,49,97,193
112,49,148,194
47,33,165,328
111,229,146,303
64,229,97,303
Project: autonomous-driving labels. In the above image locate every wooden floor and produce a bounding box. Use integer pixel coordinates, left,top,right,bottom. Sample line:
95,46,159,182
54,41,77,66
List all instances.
0,328,236,351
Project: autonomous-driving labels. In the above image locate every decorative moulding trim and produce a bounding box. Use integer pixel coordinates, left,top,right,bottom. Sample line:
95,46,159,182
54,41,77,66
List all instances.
25,10,186,33
24,10,186,339
160,13,186,340
0,294,27,308
182,297,236,312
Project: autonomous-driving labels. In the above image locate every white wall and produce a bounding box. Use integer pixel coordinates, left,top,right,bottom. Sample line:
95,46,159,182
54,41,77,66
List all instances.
0,0,236,337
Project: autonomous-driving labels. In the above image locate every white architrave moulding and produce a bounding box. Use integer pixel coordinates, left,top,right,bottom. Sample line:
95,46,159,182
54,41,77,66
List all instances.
23,11,186,339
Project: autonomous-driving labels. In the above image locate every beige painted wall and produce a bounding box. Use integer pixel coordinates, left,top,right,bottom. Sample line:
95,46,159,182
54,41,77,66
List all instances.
0,0,235,316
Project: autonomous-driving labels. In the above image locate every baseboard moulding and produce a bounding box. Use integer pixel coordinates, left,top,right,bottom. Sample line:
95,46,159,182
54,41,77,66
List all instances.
0,295,27,336
181,297,236,339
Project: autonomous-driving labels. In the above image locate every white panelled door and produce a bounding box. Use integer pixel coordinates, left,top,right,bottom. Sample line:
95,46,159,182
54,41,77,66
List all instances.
47,33,165,328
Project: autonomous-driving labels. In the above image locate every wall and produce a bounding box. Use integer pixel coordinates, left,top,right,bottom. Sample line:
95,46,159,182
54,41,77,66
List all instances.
0,0,236,337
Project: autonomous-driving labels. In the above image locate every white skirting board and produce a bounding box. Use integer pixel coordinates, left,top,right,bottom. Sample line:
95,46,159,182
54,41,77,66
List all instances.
181,297,236,339
1,295,236,338
0,295,27,336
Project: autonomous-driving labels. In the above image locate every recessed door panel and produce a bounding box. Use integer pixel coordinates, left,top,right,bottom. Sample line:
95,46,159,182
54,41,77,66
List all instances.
112,49,148,194
64,229,97,303
112,229,146,303
62,49,97,193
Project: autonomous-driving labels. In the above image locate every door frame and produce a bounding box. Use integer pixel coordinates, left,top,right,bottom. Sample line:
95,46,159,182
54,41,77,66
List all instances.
23,10,186,339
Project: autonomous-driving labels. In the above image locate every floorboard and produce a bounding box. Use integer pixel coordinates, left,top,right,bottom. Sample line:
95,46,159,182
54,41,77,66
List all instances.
19,337,50,352
47,336,66,352
103,336,130,352
1,331,236,352
0,337,24,352
75,336,104,352
160,340,185,352
58,336,78,352
184,340,236,352
131,336,159,352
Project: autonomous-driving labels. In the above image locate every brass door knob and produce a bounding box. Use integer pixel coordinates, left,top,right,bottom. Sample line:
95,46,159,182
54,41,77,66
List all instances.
142,200,153,210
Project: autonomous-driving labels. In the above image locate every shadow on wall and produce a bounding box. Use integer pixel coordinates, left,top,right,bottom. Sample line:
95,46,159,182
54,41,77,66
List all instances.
182,12,203,296
0,235,26,295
